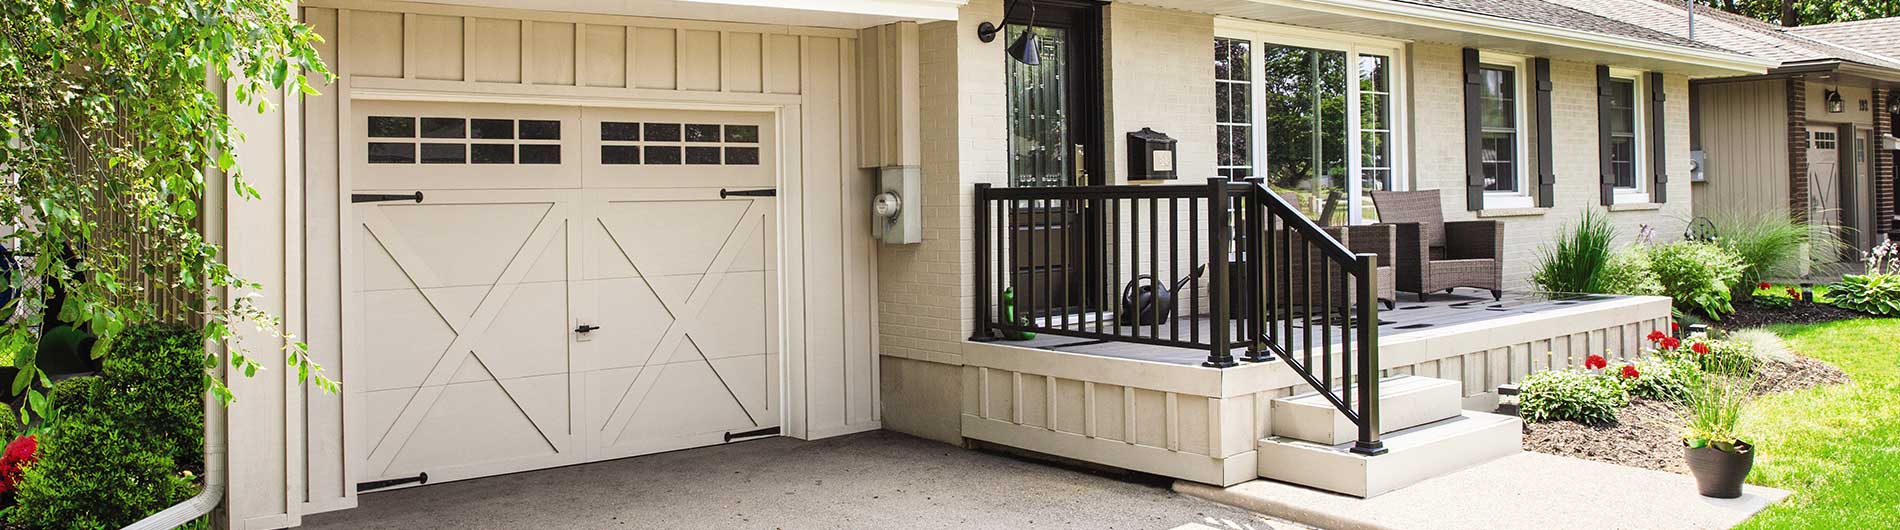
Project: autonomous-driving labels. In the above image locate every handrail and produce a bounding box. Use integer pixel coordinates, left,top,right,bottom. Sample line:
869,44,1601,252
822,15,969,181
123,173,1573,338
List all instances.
971,178,1385,455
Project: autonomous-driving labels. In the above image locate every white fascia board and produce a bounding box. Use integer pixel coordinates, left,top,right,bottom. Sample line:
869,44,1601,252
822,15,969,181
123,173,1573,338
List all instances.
1247,0,1778,75
681,0,966,21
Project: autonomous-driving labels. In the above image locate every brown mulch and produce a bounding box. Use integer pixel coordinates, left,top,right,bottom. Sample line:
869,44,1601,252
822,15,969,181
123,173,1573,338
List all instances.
1520,352,1853,475
1718,300,1874,330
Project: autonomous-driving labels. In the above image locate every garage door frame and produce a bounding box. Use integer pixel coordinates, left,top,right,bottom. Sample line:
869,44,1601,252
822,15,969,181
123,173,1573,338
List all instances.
330,88,810,496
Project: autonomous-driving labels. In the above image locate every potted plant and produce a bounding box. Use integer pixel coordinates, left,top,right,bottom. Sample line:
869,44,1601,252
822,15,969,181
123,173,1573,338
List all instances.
1682,345,1756,498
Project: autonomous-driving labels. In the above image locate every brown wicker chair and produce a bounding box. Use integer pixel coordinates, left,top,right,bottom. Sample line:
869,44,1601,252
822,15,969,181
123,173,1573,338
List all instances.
1370,190,1504,301
1263,225,1397,312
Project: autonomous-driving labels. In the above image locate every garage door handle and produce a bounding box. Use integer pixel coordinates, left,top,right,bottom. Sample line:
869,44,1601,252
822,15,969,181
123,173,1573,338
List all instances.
720,188,776,199
353,191,424,204
574,324,600,333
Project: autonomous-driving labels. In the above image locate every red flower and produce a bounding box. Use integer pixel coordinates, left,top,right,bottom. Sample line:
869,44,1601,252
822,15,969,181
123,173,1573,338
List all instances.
1646,330,1668,343
1661,337,1681,350
1671,322,1680,332
1691,342,1710,355
1620,364,1641,379
0,435,38,495
1585,354,1608,370
1787,288,1800,299
1758,282,1772,290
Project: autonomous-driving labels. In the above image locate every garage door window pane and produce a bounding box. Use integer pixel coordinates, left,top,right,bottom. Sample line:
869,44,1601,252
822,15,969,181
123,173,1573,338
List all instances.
368,117,415,138
601,122,640,141
685,124,721,142
472,143,514,164
685,146,721,164
725,125,759,143
519,120,561,140
471,119,514,139
725,147,759,165
519,144,561,164
420,118,465,139
420,143,466,164
644,146,682,164
602,145,641,164
367,142,415,163
644,123,682,142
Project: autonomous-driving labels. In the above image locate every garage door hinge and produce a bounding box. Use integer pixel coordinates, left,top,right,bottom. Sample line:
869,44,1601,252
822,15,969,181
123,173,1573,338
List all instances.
719,188,776,199
724,426,780,442
353,191,425,204
357,472,429,493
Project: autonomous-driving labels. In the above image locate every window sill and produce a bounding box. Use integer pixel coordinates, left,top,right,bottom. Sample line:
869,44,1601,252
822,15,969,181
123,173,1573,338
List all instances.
1477,207,1549,218
1608,202,1663,212
1483,194,1536,210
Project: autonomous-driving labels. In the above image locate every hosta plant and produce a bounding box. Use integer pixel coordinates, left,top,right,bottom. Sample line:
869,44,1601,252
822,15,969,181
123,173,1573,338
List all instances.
1611,356,1696,403
1827,241,1900,316
1519,368,1629,425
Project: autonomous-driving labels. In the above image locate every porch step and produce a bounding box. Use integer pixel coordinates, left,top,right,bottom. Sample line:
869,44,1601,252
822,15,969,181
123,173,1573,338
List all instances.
1269,375,1462,445
1255,410,1522,498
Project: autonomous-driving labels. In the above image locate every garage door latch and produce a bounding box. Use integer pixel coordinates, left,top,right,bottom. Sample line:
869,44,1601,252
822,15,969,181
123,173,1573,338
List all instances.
357,472,429,493
724,426,780,442
719,188,777,199
352,191,425,204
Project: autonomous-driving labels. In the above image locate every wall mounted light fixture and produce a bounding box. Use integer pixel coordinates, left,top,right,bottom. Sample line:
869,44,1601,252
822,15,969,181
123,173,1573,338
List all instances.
976,0,1040,65
1887,93,1899,115
1825,88,1845,113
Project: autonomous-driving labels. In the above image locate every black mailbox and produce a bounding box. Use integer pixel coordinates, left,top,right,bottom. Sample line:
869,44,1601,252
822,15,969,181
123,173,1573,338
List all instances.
1126,128,1177,181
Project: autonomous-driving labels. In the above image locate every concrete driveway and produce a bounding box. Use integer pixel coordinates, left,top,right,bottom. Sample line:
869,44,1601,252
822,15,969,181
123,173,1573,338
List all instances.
301,430,1302,530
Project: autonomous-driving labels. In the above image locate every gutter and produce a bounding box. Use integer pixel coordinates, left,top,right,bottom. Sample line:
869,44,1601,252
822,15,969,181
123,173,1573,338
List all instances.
121,388,226,530
1244,0,1779,75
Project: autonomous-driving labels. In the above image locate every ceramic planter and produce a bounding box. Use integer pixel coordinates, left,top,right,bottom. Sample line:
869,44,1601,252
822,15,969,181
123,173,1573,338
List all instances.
1685,441,1754,498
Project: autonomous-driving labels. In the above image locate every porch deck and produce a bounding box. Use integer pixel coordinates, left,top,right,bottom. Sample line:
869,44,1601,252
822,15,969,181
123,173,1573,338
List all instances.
1002,290,1623,366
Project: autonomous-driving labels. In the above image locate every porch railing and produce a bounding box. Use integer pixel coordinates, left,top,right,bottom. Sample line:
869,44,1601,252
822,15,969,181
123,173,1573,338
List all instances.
972,178,1387,455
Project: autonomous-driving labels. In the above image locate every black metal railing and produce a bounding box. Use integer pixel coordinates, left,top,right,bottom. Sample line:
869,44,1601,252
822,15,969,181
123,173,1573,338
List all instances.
972,178,1386,455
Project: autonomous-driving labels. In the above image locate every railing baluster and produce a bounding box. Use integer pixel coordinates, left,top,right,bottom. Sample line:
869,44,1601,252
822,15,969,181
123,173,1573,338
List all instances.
1147,196,1161,339
1323,258,1332,393
1169,197,1180,342
1189,197,1200,344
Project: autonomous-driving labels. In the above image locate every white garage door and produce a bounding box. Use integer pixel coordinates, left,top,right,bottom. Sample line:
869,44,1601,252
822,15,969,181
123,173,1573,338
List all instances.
350,101,781,486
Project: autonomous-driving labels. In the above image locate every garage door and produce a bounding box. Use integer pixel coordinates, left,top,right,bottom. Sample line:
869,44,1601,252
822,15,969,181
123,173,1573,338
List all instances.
351,101,781,486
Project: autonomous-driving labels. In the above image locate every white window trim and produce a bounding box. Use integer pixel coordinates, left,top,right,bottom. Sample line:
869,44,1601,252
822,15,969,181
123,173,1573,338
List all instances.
1477,51,1533,210
1215,18,1410,225
1608,67,1650,204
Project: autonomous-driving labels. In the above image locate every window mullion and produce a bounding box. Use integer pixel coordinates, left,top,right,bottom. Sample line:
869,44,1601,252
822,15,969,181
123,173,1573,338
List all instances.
1346,46,1364,225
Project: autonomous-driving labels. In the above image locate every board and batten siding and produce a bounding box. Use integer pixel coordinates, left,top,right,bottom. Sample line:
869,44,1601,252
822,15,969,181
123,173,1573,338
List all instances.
1692,79,1791,220
221,2,880,527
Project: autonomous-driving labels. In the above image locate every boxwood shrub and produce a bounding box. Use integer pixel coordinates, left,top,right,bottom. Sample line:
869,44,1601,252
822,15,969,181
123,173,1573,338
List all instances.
1519,369,1629,425
9,324,205,530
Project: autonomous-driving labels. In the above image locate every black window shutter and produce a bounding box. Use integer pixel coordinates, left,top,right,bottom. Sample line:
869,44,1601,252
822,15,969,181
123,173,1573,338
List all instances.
1597,65,1615,206
1534,58,1555,208
1649,71,1667,203
1463,48,1485,211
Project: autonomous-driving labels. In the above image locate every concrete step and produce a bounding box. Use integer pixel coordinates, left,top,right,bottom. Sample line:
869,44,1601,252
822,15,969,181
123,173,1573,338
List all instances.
1256,410,1522,498
1269,375,1462,445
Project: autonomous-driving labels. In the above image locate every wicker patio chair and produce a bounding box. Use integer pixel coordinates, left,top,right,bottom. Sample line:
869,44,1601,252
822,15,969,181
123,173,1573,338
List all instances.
1262,225,1396,312
1369,190,1504,302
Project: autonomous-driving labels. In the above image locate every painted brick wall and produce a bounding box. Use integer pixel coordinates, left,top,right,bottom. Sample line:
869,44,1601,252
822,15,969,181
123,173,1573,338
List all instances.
1410,43,1694,289
1103,3,1216,184
1788,77,1809,222
1876,87,1895,239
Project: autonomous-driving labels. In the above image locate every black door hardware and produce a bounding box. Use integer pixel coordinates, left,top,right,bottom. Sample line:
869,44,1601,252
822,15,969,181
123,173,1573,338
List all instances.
719,188,777,199
574,324,600,333
352,191,425,204
724,426,780,442
357,472,429,493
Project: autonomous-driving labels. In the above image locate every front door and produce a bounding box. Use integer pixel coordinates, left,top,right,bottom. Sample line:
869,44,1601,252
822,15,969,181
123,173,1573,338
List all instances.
1004,0,1102,317
350,101,780,488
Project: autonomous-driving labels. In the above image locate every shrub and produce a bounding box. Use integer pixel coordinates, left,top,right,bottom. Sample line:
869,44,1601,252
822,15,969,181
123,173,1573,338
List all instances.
1600,248,1663,296
1646,241,1746,320
1703,208,1844,297
1610,357,1696,402
1827,241,1900,317
1534,210,1617,294
1519,369,1629,425
10,325,205,529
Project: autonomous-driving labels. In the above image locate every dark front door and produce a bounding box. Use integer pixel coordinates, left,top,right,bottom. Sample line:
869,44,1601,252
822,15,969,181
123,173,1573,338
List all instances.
1005,0,1102,318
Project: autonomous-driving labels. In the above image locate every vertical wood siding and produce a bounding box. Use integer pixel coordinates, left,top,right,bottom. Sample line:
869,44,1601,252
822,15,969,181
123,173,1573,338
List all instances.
1692,80,1790,219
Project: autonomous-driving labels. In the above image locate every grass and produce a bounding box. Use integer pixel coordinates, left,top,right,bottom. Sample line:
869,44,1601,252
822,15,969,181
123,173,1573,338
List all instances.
1734,318,1900,529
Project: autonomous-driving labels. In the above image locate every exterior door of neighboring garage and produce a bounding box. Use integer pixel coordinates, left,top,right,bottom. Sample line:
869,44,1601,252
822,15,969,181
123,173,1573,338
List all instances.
348,100,781,487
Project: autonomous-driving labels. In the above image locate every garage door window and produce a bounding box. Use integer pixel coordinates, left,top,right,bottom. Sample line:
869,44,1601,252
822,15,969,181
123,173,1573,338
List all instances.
367,116,562,165
599,122,761,166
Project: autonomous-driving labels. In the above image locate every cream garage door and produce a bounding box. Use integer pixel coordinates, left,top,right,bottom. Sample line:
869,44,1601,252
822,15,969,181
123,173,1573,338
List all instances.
350,101,780,488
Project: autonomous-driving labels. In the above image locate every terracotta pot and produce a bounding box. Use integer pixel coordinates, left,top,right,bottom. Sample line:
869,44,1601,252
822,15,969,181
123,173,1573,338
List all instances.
1685,441,1754,499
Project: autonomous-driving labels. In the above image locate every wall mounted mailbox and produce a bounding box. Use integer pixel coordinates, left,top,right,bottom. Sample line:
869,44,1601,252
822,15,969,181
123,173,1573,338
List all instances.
1126,128,1177,181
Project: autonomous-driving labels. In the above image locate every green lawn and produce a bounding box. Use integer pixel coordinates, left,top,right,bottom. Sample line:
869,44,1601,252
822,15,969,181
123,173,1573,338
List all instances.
1735,318,1900,529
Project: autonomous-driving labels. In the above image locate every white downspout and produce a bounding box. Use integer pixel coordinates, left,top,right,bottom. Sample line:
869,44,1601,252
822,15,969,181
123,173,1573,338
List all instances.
120,389,225,530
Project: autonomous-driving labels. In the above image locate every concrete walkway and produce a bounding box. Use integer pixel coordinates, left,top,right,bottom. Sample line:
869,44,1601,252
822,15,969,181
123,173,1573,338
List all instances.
302,430,1305,530
1178,452,1790,530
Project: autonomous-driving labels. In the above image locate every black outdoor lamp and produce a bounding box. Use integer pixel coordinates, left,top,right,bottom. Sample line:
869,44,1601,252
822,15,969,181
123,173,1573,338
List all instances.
1824,88,1845,113
1886,93,1899,115
977,0,1040,65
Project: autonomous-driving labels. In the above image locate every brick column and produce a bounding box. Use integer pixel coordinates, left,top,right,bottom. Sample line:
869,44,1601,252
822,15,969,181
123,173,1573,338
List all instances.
1788,77,1809,222
1876,87,1895,238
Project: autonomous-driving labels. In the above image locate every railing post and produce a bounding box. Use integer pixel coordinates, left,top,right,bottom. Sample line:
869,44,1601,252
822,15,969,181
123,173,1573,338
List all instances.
972,183,994,342
1204,178,1237,368
1351,252,1388,455
1241,183,1269,363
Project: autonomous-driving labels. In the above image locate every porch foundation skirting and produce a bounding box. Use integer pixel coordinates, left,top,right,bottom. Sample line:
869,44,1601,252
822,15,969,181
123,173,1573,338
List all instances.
933,295,1673,485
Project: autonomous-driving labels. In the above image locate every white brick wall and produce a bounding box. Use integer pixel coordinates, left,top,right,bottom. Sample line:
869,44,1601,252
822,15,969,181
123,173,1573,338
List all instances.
1410,43,1694,289
1104,4,1216,184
